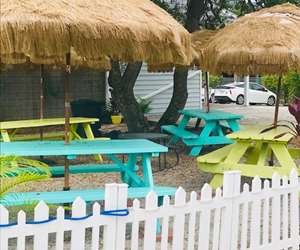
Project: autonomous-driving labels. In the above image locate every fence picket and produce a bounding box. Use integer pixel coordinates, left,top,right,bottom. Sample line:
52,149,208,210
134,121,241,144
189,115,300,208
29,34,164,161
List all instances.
1,170,299,250
198,184,212,250
0,205,9,250
71,197,86,250
271,173,281,247
187,191,197,250
115,184,128,250
144,191,158,250
33,201,49,250
212,188,222,250
103,183,118,250
91,202,101,250
17,210,26,250
160,195,170,250
250,177,261,248
172,187,186,250
240,184,249,250
262,180,270,245
131,199,141,250
55,207,65,250
289,169,299,250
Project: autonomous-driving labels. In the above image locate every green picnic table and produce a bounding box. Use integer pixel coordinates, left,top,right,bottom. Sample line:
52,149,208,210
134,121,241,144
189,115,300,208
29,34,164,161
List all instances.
1,139,176,206
198,126,300,188
0,117,99,142
161,109,243,156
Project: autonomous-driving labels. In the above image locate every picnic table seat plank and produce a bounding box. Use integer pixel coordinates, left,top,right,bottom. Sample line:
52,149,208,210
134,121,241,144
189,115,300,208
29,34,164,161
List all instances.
2,186,177,206
161,125,198,139
50,164,123,177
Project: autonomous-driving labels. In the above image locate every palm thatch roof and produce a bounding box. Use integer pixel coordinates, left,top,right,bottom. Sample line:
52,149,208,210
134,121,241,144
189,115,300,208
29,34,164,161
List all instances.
191,30,217,66
197,3,300,75
0,0,192,69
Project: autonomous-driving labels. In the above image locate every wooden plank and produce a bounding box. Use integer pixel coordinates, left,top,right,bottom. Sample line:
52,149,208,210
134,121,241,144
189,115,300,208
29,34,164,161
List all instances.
0,117,99,130
50,164,122,176
199,162,300,179
0,139,168,156
227,126,293,142
198,144,234,164
2,186,177,206
270,143,297,168
179,109,243,121
184,136,233,146
161,125,198,139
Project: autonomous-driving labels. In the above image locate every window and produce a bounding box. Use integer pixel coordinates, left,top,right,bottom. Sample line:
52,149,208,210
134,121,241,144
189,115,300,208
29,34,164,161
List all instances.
250,83,266,91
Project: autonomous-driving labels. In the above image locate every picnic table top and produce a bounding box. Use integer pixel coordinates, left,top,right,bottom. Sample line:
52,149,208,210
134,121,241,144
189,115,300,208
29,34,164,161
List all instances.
0,139,168,156
227,126,293,143
0,117,99,130
179,109,243,121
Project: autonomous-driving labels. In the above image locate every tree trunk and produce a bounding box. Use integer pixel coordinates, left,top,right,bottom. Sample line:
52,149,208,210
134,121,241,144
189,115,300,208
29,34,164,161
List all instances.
156,0,204,129
156,67,188,127
108,61,148,132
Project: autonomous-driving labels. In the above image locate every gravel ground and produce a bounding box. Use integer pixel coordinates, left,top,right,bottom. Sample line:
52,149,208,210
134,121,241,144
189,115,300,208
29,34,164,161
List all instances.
7,104,297,249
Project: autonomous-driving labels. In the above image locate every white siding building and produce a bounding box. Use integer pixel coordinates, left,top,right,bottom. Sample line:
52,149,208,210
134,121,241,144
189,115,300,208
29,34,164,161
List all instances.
134,64,202,115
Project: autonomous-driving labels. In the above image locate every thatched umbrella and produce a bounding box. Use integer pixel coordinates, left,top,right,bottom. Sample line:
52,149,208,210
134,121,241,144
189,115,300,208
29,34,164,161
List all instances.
196,3,300,123
0,0,192,190
192,30,217,112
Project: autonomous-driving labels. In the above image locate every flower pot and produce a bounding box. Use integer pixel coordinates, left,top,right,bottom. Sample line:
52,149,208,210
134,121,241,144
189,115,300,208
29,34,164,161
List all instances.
111,115,122,124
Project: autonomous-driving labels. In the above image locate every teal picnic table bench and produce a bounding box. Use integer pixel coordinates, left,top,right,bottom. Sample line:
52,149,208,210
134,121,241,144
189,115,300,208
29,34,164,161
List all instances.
161,109,243,156
0,139,176,206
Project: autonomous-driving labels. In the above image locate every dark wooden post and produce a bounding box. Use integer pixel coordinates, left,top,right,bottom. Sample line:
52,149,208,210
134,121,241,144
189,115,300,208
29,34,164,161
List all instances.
64,52,71,191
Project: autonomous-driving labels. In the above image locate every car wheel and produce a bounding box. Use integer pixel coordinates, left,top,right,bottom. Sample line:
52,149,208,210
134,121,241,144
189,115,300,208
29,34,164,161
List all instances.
236,95,244,105
267,96,275,106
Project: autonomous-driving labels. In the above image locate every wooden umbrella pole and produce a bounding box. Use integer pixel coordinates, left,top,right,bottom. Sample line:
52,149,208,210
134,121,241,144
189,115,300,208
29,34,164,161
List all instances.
270,75,282,166
273,75,282,126
64,52,71,191
39,64,44,141
205,72,210,113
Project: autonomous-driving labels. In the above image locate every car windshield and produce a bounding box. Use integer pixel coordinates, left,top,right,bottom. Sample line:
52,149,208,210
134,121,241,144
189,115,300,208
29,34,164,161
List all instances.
216,85,233,89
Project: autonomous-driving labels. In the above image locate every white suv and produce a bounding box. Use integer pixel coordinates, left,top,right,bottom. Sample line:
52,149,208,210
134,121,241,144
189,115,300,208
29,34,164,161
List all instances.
214,82,276,105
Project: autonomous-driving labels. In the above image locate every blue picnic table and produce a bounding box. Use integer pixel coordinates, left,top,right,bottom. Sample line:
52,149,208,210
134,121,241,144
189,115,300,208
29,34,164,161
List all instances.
162,109,243,156
1,139,176,206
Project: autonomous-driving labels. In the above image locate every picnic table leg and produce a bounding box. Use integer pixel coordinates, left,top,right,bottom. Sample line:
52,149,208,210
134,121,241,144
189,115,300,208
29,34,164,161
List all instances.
122,154,138,186
210,141,250,188
170,115,191,144
142,153,154,187
227,120,240,132
189,121,217,156
70,124,82,140
82,123,103,162
1,130,10,142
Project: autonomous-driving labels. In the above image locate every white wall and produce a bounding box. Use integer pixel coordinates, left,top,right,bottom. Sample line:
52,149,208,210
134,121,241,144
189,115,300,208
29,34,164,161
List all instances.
134,64,202,115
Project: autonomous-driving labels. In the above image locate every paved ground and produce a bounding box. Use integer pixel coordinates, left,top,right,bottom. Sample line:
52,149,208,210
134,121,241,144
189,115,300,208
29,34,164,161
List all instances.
210,103,294,126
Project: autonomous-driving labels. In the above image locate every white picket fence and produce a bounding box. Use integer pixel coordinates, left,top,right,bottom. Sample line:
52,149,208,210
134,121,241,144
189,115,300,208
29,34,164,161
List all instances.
0,170,300,250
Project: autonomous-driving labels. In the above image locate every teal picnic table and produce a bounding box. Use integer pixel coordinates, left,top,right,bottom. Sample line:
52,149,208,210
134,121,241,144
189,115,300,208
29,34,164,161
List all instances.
162,109,243,156
1,139,176,206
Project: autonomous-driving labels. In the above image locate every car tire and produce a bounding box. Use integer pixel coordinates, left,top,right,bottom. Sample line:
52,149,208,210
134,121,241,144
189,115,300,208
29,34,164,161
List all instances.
267,96,276,106
236,95,244,105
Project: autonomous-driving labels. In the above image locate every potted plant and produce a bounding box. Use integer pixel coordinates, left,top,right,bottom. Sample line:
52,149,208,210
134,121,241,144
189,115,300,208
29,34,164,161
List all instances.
106,98,122,125
261,97,300,143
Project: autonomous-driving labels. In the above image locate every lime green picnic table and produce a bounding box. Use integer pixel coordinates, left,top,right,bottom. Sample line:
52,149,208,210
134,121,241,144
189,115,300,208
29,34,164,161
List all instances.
198,126,300,188
162,109,243,156
0,117,99,142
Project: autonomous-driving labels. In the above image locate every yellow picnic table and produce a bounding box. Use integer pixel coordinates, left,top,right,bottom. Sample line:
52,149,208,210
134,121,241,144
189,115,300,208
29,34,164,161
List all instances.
198,126,300,188
0,117,99,142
